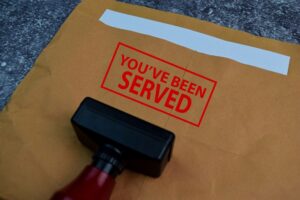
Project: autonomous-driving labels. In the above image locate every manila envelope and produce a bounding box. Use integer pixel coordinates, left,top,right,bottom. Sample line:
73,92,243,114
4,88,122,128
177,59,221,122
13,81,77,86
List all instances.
1,0,300,199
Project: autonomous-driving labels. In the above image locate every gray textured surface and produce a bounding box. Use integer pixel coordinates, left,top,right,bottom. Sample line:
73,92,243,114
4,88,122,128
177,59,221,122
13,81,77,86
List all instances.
0,0,80,109
1,0,300,109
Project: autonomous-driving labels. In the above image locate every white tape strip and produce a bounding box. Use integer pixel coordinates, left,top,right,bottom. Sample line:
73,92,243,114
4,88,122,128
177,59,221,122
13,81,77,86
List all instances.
99,9,290,75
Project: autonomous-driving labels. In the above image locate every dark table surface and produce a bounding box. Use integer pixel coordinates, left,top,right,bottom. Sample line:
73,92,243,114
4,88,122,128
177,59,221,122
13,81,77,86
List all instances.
0,0,299,109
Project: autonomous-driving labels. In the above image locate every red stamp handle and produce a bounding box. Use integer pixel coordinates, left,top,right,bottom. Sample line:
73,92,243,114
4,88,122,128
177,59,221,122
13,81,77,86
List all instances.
51,165,115,200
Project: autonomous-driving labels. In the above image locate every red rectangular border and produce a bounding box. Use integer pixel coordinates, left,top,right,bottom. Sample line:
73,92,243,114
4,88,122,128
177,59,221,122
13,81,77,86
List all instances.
101,42,217,127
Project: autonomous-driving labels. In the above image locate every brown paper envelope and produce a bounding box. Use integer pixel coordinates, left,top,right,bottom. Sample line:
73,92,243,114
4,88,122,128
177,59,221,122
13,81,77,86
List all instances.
1,0,300,199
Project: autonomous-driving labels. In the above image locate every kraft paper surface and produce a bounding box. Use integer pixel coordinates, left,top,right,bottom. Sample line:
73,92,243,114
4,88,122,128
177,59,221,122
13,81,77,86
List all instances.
1,0,300,199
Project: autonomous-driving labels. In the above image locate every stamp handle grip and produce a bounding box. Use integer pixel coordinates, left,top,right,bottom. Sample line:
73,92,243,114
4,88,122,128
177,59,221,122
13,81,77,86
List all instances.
50,165,115,200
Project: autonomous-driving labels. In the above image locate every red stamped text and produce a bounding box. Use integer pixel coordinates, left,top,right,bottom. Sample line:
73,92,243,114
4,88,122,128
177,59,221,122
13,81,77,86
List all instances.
101,42,217,127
